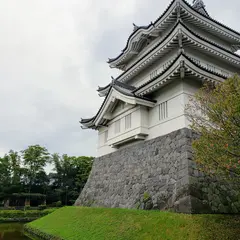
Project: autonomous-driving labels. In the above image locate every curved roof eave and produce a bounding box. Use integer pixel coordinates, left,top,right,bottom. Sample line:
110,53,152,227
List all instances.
113,21,239,85
107,0,176,65
80,85,156,129
134,52,227,95
98,79,137,97
80,117,95,124
181,22,240,61
108,0,240,68
182,0,240,38
113,20,180,83
97,84,110,92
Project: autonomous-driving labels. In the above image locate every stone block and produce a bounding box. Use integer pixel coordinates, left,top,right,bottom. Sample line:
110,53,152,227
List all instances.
75,128,240,214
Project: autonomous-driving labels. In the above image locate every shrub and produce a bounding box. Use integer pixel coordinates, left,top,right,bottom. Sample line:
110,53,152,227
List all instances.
143,192,151,202
56,201,62,207
0,209,56,222
38,205,47,210
24,225,63,240
69,200,75,205
24,205,31,211
6,207,15,210
43,209,56,214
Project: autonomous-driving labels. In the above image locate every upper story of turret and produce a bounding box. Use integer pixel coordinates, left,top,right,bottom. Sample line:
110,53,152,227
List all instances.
80,0,240,156
107,0,240,72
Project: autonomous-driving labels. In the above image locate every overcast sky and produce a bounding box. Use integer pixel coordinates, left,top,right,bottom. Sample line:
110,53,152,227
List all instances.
0,0,239,158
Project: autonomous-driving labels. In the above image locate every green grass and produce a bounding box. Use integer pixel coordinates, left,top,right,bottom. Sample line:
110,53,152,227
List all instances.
26,206,240,240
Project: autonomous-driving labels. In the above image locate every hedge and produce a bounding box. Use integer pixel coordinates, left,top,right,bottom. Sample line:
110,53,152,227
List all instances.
0,209,55,222
24,225,63,240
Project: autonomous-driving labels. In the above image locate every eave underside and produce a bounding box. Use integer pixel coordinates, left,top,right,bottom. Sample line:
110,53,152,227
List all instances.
108,0,240,70
108,21,240,86
80,86,156,130
81,52,230,130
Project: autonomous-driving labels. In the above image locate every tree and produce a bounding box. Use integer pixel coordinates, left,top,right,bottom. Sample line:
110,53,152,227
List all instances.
0,144,93,206
75,156,93,191
7,150,21,185
51,154,93,205
186,74,240,177
21,145,50,195
0,156,11,200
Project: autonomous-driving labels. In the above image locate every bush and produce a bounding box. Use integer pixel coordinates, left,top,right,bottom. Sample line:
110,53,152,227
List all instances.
38,205,47,210
24,225,63,240
6,207,15,210
0,209,56,222
69,200,75,205
56,201,62,207
24,205,31,211
42,209,56,214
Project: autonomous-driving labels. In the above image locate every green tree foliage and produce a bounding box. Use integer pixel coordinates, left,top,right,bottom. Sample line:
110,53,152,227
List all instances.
0,155,11,198
21,145,50,195
49,154,93,205
7,150,21,185
0,145,93,207
186,75,240,177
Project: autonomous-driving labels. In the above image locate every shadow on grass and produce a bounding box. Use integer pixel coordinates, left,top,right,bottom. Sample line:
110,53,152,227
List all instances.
197,214,240,240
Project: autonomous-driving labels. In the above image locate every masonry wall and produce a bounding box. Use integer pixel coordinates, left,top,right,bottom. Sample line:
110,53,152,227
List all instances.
76,128,192,212
189,161,240,213
75,128,240,213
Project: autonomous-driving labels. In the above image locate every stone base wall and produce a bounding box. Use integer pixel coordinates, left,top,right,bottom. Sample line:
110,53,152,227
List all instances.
75,128,240,213
189,167,240,213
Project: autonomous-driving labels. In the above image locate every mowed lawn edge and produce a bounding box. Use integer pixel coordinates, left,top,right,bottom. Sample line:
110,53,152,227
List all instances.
24,206,240,240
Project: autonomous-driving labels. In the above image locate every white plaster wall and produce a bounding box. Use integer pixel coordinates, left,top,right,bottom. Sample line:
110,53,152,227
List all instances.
182,77,203,128
97,106,144,156
147,80,184,140
98,127,116,156
107,107,141,141
97,78,202,157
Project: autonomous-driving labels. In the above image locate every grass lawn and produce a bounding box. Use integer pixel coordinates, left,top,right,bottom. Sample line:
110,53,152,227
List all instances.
26,206,240,240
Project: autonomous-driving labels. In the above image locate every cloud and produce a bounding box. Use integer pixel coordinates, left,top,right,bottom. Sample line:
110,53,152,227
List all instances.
0,0,239,158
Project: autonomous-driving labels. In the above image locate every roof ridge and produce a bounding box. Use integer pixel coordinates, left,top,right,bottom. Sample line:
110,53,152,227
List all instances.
115,20,239,85
107,0,176,64
192,0,209,17
134,52,228,94
181,21,240,60
183,0,240,36
108,0,240,67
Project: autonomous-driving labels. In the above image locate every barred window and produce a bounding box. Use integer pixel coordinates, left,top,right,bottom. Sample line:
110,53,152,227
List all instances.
115,120,121,134
125,114,131,130
104,130,108,143
159,101,168,121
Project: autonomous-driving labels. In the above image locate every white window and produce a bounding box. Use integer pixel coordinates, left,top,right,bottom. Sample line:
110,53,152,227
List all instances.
104,130,108,143
115,120,121,134
159,101,168,121
125,114,131,130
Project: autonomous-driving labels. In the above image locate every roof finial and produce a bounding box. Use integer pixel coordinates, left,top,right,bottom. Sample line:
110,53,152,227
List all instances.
111,76,115,85
192,0,205,9
192,0,209,17
132,23,139,32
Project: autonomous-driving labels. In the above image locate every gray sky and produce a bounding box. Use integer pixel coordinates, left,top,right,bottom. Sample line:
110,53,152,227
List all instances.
0,0,239,157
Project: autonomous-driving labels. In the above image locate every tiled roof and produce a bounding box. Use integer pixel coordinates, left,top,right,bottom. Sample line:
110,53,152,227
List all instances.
108,0,240,65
